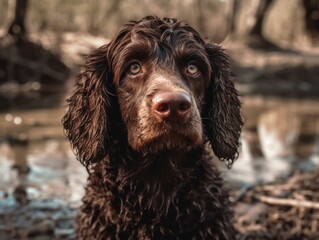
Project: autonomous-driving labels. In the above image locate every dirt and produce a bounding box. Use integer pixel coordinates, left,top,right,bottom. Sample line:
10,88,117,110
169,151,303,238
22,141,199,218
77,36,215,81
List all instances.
233,169,319,239
0,198,77,240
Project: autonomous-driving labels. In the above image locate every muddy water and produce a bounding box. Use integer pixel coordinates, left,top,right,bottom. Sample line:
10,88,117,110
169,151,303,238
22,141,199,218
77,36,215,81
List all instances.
221,96,319,188
0,107,87,239
0,94,318,239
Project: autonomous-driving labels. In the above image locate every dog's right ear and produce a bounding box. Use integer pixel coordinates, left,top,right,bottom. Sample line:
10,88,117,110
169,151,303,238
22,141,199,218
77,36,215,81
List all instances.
62,45,112,167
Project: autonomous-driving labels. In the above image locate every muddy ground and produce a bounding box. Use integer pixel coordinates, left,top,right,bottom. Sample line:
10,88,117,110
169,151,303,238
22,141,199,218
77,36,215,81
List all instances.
0,32,319,239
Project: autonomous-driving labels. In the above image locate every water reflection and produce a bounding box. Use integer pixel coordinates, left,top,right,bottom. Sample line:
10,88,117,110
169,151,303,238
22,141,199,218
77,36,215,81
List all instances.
0,108,87,207
219,96,319,187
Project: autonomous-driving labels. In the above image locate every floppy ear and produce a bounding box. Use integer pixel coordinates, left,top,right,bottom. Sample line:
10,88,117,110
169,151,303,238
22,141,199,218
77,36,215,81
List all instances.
203,43,243,167
62,45,112,167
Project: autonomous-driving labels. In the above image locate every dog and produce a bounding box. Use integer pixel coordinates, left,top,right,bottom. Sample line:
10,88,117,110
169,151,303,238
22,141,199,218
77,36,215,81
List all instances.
62,16,242,239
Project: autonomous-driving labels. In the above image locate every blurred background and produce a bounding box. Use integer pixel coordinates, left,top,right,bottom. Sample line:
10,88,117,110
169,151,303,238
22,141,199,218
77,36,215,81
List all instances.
0,0,318,239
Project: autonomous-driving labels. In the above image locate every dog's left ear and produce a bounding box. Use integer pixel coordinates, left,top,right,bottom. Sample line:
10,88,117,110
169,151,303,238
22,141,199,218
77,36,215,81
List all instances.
203,43,243,166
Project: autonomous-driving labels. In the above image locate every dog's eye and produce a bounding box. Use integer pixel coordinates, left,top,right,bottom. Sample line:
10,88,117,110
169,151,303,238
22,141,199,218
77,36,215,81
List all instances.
187,64,198,75
128,63,141,75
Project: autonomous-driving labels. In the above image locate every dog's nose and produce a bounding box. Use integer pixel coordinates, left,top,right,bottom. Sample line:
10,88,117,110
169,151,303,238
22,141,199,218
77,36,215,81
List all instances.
152,92,191,121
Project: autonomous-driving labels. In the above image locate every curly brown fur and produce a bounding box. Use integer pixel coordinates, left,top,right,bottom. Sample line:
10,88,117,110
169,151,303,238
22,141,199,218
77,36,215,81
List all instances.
62,16,243,240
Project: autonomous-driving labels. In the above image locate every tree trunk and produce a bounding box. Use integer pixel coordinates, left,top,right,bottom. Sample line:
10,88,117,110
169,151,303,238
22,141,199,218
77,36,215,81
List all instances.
228,0,241,34
8,0,29,38
196,0,205,35
303,0,319,44
248,0,273,36
227,0,278,49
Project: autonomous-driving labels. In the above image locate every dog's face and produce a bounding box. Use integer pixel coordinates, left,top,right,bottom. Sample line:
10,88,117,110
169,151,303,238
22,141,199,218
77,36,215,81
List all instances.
110,26,212,152
63,16,242,167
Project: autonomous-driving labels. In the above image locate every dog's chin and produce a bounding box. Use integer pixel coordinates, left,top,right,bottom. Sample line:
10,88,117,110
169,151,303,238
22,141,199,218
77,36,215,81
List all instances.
129,129,203,154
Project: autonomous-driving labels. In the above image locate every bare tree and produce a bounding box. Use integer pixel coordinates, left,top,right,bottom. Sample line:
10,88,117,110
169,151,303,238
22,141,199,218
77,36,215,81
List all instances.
248,0,273,37
196,0,205,34
8,0,29,38
227,0,277,49
303,0,319,44
88,0,123,35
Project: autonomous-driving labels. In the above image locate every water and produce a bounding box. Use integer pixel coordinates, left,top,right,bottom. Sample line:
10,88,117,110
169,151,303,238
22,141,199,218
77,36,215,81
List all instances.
0,97,86,239
0,108,87,203
223,95,319,188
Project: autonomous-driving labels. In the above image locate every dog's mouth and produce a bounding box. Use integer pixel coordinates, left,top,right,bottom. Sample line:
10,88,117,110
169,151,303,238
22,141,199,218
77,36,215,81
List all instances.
129,122,203,153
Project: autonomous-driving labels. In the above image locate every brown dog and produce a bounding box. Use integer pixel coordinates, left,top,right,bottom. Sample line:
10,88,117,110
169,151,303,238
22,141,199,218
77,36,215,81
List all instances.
63,16,242,239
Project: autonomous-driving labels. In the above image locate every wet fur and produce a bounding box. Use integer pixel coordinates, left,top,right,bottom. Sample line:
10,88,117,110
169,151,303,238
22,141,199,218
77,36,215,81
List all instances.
62,16,242,239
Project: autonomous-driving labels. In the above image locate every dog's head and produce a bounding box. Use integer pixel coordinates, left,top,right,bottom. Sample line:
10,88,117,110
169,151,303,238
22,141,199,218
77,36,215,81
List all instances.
62,16,242,167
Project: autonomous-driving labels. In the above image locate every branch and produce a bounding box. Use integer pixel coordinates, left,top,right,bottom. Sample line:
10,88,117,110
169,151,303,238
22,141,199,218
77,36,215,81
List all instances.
255,194,319,209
